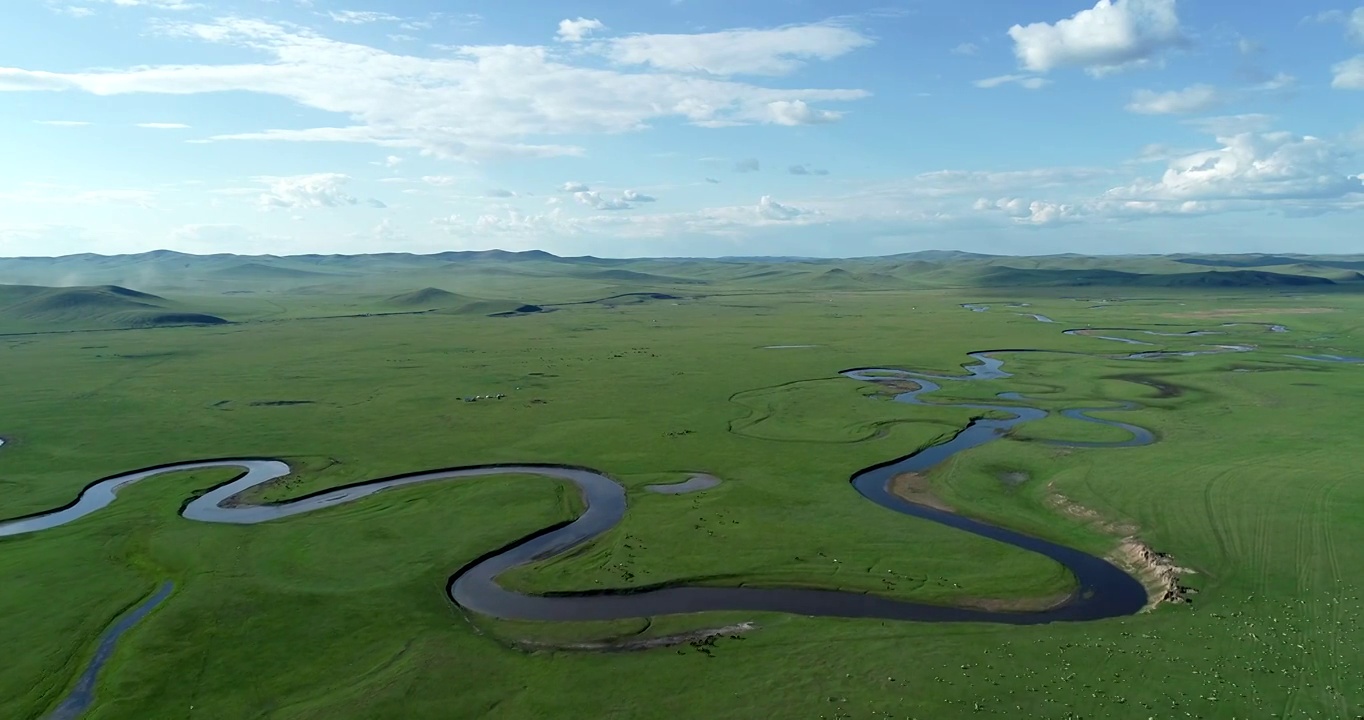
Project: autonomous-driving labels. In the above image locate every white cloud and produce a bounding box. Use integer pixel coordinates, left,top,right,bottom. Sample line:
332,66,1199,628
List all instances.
78,0,201,9
484,188,515,197
135,121,190,129
974,74,1051,89
383,155,402,167
766,99,844,125
256,173,358,208
1334,56,1364,89
951,42,978,56
328,10,401,24
1008,0,1185,75
557,17,604,42
560,181,590,192
594,22,872,76
757,195,809,220
973,198,1083,225
1111,132,1362,202
421,175,459,186
974,130,1364,224
574,190,632,210
1126,84,1223,114
36,119,91,126
621,189,656,202
0,18,867,159
1253,72,1297,92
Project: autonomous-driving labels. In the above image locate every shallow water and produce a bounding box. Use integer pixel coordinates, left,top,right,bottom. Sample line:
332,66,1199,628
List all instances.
45,582,174,720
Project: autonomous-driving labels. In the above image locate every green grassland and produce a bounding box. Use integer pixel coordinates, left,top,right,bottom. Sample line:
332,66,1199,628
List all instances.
1,251,1363,718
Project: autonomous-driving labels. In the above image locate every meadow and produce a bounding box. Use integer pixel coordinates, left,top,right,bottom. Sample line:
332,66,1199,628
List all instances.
1,251,1363,718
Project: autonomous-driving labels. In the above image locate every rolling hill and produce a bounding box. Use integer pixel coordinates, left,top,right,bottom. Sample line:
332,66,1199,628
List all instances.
0,284,228,331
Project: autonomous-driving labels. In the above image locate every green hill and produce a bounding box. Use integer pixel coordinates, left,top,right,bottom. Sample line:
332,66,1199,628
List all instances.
0,284,228,331
383,287,469,308
963,266,1335,288
211,263,341,280
575,268,707,285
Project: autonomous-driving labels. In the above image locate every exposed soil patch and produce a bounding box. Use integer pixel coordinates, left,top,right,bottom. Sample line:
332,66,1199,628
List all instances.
249,400,315,407
1046,489,1139,536
512,622,756,652
998,471,1030,487
1045,484,1191,610
887,472,954,512
1111,540,1195,610
1165,307,1337,318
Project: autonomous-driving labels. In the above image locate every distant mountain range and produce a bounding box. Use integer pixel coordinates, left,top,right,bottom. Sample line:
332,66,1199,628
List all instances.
1,248,1360,332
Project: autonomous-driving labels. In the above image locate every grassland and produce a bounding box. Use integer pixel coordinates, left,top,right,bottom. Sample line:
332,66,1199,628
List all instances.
1,250,1363,718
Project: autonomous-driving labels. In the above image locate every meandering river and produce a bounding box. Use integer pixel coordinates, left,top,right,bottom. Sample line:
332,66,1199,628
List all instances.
1,338,1224,717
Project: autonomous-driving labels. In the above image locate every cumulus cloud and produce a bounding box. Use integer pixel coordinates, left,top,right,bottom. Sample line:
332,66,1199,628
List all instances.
973,197,1082,225
1126,84,1223,114
0,17,867,160
1107,132,1362,202
974,130,1364,224
788,164,829,175
382,155,402,167
557,18,604,42
1008,0,1185,75
621,189,656,202
574,190,632,210
560,181,590,192
365,198,388,208
766,99,843,125
974,74,1050,90
595,22,871,76
1334,56,1364,89
757,195,808,220
734,158,761,173
951,42,979,56
256,173,358,209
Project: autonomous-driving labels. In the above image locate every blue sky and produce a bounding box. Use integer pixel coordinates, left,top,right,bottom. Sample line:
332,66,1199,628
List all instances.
2,0,1363,258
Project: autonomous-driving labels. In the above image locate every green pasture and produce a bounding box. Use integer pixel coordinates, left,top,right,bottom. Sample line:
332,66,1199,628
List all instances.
1,275,1362,718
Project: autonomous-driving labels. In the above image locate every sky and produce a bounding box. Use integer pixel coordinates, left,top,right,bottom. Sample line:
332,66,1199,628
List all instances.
1,0,1363,258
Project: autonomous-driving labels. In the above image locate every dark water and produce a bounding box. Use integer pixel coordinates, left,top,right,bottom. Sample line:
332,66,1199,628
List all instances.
45,582,173,720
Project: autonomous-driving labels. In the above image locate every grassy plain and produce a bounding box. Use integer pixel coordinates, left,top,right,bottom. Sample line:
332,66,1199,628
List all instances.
1,255,1363,718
